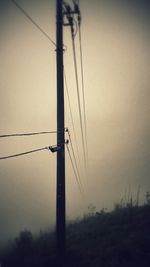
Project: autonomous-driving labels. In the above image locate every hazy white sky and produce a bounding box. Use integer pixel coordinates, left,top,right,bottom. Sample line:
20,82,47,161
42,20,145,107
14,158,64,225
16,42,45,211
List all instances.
0,0,149,246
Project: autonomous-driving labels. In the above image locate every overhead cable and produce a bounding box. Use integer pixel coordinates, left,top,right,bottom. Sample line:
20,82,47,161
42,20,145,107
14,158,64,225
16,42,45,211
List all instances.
64,72,81,165
66,143,84,195
70,27,86,168
0,130,64,138
66,129,83,191
11,0,56,46
78,21,88,164
0,146,52,161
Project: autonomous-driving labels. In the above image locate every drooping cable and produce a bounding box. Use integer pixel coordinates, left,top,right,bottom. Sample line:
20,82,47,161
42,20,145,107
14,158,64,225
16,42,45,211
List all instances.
66,129,84,191
78,21,88,164
11,0,56,46
0,130,64,138
66,143,84,195
64,72,81,166
0,146,51,161
70,27,86,168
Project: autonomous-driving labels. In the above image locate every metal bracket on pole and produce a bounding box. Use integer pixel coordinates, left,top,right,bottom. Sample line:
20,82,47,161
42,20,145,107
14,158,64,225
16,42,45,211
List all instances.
48,139,69,153
50,146,62,153
65,139,69,145
63,1,81,30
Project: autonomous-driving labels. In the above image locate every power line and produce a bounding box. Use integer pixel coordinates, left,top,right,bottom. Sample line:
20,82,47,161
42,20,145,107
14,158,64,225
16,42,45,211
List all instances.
10,0,56,46
64,72,81,167
0,146,52,161
66,143,84,195
78,21,88,164
0,130,64,138
70,27,87,169
66,129,84,191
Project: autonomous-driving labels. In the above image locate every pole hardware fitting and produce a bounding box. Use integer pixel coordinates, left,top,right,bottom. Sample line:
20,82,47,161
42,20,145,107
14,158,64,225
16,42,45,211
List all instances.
65,139,69,145
65,127,69,132
48,139,69,153
63,1,81,28
48,146,62,153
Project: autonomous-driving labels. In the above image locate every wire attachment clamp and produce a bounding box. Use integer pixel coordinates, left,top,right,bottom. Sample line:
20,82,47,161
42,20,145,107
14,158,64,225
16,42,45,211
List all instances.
48,138,69,153
63,0,81,37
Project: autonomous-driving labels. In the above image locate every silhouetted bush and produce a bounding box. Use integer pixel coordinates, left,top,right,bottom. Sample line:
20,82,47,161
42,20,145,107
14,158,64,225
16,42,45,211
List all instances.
1,204,150,267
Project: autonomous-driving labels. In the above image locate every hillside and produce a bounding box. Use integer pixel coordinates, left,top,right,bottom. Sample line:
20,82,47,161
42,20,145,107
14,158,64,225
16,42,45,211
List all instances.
1,204,150,267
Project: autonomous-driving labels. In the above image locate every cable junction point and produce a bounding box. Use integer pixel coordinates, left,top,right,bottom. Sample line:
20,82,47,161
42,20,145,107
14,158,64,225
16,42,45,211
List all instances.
49,146,62,153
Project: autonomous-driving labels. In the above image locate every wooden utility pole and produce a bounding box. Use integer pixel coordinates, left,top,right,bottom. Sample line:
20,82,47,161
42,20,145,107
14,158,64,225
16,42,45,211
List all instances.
56,0,81,264
56,0,66,264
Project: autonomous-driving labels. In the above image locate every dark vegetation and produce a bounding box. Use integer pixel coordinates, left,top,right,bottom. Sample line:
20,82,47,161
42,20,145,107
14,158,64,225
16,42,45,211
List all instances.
1,200,150,267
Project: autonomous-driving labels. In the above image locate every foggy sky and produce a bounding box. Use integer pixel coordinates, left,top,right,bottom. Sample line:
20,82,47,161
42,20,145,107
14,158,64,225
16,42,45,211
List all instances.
0,0,149,247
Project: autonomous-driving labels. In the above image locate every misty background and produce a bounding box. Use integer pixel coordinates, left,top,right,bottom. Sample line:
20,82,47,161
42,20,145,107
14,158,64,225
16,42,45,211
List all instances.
0,0,149,248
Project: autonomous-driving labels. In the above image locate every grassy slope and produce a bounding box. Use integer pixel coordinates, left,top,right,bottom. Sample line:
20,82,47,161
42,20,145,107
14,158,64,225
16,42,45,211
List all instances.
1,205,150,267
